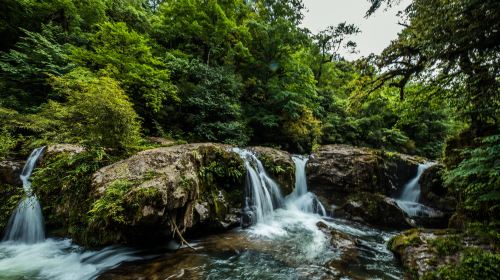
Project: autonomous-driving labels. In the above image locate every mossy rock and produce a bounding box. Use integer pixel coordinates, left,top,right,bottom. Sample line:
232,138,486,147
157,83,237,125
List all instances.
388,228,423,255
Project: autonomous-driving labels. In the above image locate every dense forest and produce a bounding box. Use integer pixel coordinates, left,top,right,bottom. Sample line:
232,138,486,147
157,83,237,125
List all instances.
0,0,498,279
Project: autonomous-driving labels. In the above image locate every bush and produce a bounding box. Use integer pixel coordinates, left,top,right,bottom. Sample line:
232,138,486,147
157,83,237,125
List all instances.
40,68,142,150
429,235,463,256
424,249,500,280
0,128,16,159
445,133,500,219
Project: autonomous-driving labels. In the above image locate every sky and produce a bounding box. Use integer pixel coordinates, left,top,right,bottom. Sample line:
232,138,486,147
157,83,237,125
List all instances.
300,0,411,60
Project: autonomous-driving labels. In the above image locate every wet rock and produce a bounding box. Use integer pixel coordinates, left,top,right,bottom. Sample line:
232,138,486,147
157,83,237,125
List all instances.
0,160,23,185
249,146,295,194
317,222,363,280
332,192,412,229
307,145,421,207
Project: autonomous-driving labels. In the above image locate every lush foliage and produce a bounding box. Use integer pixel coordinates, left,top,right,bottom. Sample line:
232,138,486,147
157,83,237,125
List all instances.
423,249,500,280
0,0,462,156
445,134,500,220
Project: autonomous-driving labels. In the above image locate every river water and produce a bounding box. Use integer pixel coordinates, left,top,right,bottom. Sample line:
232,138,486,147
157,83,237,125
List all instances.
0,149,404,279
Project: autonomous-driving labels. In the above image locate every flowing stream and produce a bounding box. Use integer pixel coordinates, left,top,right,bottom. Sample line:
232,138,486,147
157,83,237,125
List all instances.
1,148,404,279
0,148,140,280
395,162,440,218
100,150,403,279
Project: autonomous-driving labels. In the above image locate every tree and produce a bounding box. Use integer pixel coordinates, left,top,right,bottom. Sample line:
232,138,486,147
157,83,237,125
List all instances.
372,0,499,130
164,57,249,145
42,68,142,150
71,22,176,131
0,26,73,111
313,22,360,83
153,0,251,67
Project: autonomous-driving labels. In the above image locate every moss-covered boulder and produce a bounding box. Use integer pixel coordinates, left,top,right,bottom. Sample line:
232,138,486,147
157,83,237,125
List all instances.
72,143,245,246
249,146,295,194
388,229,499,279
28,143,304,246
333,192,412,229
307,145,422,207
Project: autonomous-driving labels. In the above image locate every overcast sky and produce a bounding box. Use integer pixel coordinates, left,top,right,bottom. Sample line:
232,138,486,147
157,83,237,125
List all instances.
300,0,411,60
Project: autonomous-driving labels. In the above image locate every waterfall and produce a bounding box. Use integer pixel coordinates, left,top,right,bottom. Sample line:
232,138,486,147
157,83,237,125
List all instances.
396,162,437,217
233,148,284,224
287,156,326,216
3,147,46,243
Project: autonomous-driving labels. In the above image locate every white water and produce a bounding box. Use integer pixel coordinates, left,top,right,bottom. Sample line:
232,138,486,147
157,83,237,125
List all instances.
287,156,326,216
396,162,440,217
232,150,331,262
0,148,140,279
0,239,140,280
3,147,46,243
233,148,285,223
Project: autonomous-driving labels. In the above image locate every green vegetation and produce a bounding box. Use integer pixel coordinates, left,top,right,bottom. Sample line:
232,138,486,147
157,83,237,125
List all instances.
429,235,463,256
0,0,461,158
423,249,500,280
0,184,24,232
0,0,499,276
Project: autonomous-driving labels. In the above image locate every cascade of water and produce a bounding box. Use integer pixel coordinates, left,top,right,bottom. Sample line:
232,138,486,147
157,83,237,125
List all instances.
287,156,326,216
233,148,284,224
396,162,437,217
3,147,46,243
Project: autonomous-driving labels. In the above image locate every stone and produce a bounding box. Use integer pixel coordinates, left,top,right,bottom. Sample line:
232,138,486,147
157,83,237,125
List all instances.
333,192,412,229
0,160,23,185
307,145,421,208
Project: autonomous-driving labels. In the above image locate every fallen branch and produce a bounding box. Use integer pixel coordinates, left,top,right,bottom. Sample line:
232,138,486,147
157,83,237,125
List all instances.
168,215,196,251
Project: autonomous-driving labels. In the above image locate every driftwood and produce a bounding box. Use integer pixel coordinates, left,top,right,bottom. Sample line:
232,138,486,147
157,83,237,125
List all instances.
168,215,196,251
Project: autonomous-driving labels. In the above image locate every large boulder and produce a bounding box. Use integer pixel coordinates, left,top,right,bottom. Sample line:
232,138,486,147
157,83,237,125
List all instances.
332,192,412,229
86,143,246,245
249,146,295,194
307,145,421,207
387,229,497,279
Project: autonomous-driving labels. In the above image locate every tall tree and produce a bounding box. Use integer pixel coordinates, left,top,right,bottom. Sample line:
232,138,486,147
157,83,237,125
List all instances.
372,0,499,130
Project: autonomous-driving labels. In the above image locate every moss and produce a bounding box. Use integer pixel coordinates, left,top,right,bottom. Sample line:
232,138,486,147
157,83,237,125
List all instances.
31,148,111,242
423,249,500,280
429,235,463,256
388,228,423,253
196,146,245,223
0,184,24,233
88,179,134,226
